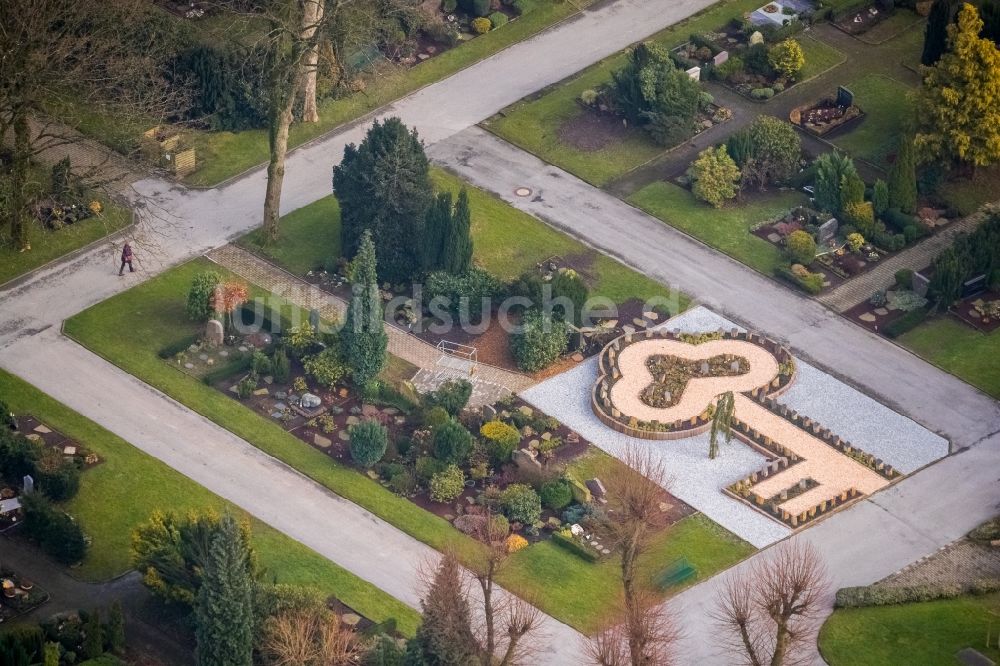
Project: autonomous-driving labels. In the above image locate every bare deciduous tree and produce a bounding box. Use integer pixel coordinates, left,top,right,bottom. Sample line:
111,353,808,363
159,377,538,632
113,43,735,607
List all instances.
0,0,187,251
469,515,542,665
261,606,360,666
587,590,680,666
712,541,830,666
589,445,680,665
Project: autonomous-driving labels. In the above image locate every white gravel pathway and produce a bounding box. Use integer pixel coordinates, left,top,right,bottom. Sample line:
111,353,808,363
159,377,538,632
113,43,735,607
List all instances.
521,307,949,548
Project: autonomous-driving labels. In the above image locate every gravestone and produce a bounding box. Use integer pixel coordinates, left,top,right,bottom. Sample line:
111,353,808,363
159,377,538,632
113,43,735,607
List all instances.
512,448,542,471
686,66,701,82
749,31,764,45
22,475,34,494
205,319,224,347
912,271,930,297
836,86,854,109
817,217,839,246
713,50,729,66
586,478,607,502
309,308,321,332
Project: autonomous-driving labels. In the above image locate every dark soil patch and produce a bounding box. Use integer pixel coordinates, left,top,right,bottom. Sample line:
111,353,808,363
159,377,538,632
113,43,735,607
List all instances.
558,111,634,152
843,298,911,334
950,288,1000,334
834,4,895,35
15,414,102,469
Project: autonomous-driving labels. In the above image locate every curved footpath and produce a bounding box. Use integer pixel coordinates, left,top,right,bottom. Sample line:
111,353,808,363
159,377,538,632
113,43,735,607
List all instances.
1,0,998,662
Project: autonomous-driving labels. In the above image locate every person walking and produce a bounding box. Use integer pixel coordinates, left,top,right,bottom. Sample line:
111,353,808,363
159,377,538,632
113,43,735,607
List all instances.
119,242,135,275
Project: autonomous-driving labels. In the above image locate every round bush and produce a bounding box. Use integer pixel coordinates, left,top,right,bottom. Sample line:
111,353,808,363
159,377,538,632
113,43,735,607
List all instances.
430,465,466,503
415,455,446,483
349,420,388,468
500,483,541,525
433,419,474,465
539,479,573,511
750,87,775,100
472,17,492,34
786,230,817,264
489,11,508,28
510,310,569,372
302,347,350,387
480,420,520,464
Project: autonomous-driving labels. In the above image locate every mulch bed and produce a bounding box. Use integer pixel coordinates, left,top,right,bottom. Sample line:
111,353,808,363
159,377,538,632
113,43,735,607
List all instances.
15,415,101,469
558,111,636,152
843,298,912,334
949,289,1000,334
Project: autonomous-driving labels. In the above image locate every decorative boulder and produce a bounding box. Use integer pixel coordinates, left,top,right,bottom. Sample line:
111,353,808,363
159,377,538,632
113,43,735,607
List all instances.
300,393,322,409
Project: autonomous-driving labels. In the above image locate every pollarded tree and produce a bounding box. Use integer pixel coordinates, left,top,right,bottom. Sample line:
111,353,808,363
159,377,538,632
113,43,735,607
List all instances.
915,4,1000,169
922,0,960,66
333,117,433,282
341,230,388,393
690,146,742,208
888,137,918,213
195,515,255,666
768,39,805,80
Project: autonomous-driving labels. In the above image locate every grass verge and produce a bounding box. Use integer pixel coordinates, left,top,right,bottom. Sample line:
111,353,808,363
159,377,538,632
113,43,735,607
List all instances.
240,167,685,308
0,200,131,287
628,181,806,274
0,369,420,635
898,316,1000,400
818,593,1000,665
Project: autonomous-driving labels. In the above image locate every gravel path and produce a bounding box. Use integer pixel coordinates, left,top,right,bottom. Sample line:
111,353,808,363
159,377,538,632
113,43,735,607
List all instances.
522,307,949,548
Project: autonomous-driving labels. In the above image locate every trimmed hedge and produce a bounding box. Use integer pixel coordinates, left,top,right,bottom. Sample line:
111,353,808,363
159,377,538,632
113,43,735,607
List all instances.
883,307,929,338
157,334,199,359
775,266,824,294
835,578,1000,608
551,530,599,563
201,356,252,386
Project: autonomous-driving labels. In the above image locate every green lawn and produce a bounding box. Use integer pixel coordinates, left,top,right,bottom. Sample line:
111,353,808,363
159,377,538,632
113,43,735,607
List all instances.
0,370,420,636
830,74,915,168
628,181,805,274
938,166,1000,216
856,10,926,45
798,35,847,82
181,0,592,187
241,167,685,309
899,317,1000,399
0,206,130,286
483,0,779,187
819,593,1000,666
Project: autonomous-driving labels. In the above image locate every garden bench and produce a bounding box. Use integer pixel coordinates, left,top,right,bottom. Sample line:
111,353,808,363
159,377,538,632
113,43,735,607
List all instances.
655,557,697,590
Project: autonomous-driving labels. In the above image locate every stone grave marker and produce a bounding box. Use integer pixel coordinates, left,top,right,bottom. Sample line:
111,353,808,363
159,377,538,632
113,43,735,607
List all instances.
205,319,224,347
22,475,34,494
837,86,854,108
912,271,930,297
309,308,321,332
713,50,729,66
817,217,839,246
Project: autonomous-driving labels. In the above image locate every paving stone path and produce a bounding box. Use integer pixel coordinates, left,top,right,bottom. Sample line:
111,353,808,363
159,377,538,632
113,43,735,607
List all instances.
206,245,535,404
880,538,1000,588
818,211,985,312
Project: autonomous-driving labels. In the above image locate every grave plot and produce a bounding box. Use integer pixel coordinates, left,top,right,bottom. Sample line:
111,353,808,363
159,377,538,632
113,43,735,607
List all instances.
522,306,949,547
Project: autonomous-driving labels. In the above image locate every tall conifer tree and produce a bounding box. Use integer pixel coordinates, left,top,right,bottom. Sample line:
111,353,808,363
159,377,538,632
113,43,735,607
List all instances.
194,516,254,666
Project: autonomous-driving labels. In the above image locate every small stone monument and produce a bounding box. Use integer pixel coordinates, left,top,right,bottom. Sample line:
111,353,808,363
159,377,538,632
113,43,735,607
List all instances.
912,271,930,297
22,475,34,494
712,50,729,66
749,31,764,45
836,86,854,109
205,319,224,348
586,478,607,503
309,308,321,332
817,217,839,246
686,66,701,82
512,448,542,471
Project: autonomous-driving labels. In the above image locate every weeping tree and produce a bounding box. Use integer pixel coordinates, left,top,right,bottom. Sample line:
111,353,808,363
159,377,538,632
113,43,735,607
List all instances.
709,391,735,460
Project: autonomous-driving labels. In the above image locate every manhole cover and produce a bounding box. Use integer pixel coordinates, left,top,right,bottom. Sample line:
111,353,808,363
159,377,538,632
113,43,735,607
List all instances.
515,187,532,197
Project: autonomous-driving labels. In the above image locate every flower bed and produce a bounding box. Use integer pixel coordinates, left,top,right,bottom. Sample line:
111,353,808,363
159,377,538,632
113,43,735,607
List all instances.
0,568,48,622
